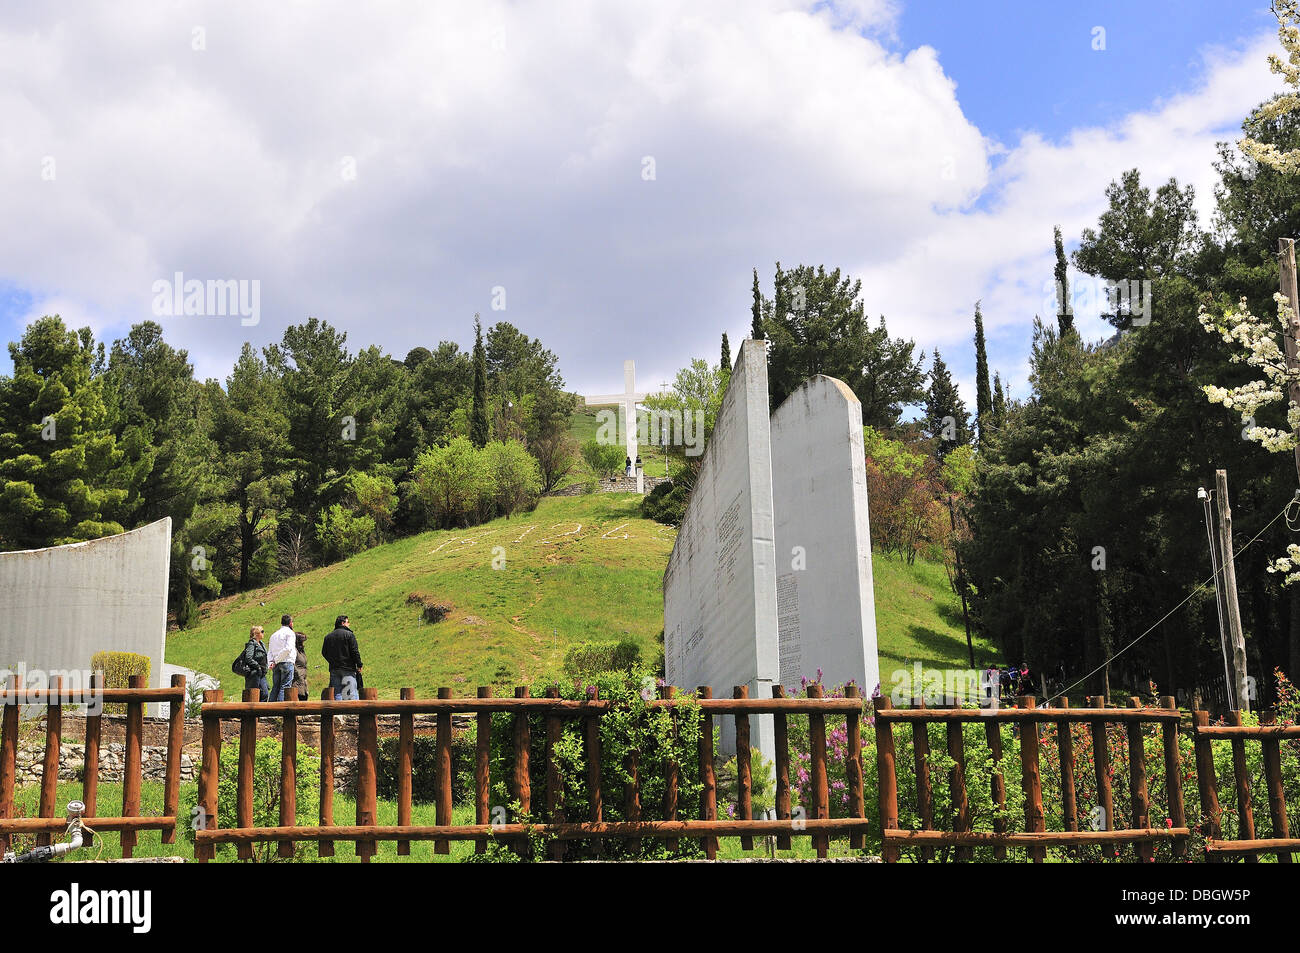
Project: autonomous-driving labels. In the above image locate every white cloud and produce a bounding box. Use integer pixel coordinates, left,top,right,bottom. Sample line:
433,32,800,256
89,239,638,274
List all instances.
0,2,1282,408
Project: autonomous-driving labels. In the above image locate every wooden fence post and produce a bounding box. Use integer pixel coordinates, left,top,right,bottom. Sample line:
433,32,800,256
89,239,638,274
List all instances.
584,686,603,855
1089,696,1114,835
546,686,565,860
319,688,335,857
697,686,716,859
808,684,830,858
196,689,223,862
436,687,453,855
162,673,186,844
356,687,378,862
1259,710,1292,863
735,685,753,850
1018,696,1045,862
121,674,144,859
512,686,530,856
397,687,414,856
845,684,865,851
0,674,15,855
947,705,971,862
984,715,1006,861
278,682,298,859
236,687,258,861
913,694,934,862
1160,697,1187,860
83,672,102,848
1126,698,1153,862
1056,696,1078,838
874,696,898,862
475,686,490,854
37,675,62,848
662,685,679,854
1228,710,1256,861
1192,710,1222,860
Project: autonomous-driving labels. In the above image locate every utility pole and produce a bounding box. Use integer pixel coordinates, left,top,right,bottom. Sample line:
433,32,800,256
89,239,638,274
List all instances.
947,496,975,668
1214,469,1250,713
1199,486,1236,711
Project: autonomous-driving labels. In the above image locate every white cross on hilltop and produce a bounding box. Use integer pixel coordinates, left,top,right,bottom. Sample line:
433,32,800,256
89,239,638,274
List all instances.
584,359,649,468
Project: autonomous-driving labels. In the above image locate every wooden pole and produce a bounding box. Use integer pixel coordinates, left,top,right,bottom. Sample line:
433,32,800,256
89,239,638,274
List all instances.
196,689,223,862
236,687,258,860
734,685,753,851
162,674,186,844
1160,696,1187,860
83,672,101,848
1090,696,1114,838
37,675,62,848
661,686,679,854
911,693,934,862
845,684,865,851
546,686,565,860
318,688,335,857
874,697,899,863
1228,710,1257,861
397,687,415,856
1192,710,1222,859
1018,696,1045,862
356,687,379,862
475,686,490,854
0,674,15,855
121,674,144,858
1214,469,1251,713
697,686,716,859
436,687,454,855
1260,710,1292,863
1126,698,1153,862
946,712,971,862
807,684,830,858
984,717,1007,861
278,680,298,859
1056,697,1078,837
772,685,792,850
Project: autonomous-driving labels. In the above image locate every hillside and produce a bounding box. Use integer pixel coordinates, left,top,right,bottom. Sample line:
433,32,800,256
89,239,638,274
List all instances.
166,492,991,698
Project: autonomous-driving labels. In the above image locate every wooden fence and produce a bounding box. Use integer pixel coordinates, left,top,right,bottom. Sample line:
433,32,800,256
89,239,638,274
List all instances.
1193,710,1298,861
193,683,872,861
875,695,1191,862
0,674,187,857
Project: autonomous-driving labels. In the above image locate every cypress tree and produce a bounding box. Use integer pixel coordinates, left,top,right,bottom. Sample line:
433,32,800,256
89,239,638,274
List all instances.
470,314,489,448
750,268,764,340
1054,226,1075,338
992,371,1007,431
721,332,731,370
924,348,969,458
973,302,992,442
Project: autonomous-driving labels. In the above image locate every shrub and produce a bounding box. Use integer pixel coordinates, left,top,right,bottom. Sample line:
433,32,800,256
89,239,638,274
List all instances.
563,639,642,680
90,651,151,715
376,732,477,805
315,504,376,563
640,478,690,525
182,737,320,862
482,440,543,516
580,439,625,479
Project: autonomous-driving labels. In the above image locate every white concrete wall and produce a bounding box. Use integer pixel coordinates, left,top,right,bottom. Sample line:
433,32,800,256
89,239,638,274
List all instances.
664,339,778,759
770,377,879,696
0,519,171,701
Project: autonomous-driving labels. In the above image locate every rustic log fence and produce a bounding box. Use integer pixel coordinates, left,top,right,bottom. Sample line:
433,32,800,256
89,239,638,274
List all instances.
1193,710,1299,861
875,695,1192,862
193,683,872,861
0,673,187,857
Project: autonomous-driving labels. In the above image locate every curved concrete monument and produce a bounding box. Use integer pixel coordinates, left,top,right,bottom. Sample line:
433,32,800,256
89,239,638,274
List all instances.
664,341,879,758
0,518,171,695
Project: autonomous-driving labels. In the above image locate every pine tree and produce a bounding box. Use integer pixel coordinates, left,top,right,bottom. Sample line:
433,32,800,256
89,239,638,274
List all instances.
1054,226,1075,338
750,268,764,340
720,332,731,370
470,314,489,448
973,302,992,441
924,348,970,457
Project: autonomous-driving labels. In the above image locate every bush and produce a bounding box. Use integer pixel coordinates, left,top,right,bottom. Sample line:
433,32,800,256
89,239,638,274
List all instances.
376,732,477,805
581,439,625,479
182,737,320,862
90,651,151,715
563,639,642,680
640,478,690,525
315,504,375,562
482,440,543,516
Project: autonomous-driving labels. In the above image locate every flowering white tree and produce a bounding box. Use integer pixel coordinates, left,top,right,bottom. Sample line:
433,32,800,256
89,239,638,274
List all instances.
1199,0,1300,582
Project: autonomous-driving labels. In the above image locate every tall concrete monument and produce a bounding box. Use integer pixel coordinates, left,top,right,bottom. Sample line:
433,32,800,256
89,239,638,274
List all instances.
664,341,880,759
0,519,172,696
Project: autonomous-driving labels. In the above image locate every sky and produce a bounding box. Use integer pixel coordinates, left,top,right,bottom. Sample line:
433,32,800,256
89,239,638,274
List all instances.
0,0,1286,407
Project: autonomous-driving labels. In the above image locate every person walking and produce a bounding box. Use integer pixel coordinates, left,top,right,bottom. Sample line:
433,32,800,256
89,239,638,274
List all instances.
293,630,309,701
322,614,363,701
266,614,297,702
240,626,270,700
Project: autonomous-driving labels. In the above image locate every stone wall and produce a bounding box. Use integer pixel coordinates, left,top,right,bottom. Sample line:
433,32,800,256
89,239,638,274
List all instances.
10,743,195,787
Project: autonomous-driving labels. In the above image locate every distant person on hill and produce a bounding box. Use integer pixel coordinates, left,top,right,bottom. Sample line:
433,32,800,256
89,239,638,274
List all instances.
241,626,269,700
293,630,309,701
322,614,363,701
266,614,297,702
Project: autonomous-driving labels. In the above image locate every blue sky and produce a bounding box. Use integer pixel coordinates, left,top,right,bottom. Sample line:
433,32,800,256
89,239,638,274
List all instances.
0,1,1286,406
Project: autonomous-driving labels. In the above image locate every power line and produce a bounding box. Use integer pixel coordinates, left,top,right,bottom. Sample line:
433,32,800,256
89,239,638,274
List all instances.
1045,496,1294,705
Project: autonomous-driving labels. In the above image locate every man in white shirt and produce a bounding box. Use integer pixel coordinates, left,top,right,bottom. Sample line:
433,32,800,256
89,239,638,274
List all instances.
266,614,297,702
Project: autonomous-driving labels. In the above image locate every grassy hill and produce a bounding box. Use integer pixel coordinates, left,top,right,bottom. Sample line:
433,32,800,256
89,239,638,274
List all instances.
167,492,993,698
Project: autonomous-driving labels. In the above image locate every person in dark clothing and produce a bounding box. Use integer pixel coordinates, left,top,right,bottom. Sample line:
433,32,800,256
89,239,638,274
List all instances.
242,626,270,699
321,614,363,700
293,631,309,701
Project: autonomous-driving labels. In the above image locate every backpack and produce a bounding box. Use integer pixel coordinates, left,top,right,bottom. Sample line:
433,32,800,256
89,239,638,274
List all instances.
232,642,256,677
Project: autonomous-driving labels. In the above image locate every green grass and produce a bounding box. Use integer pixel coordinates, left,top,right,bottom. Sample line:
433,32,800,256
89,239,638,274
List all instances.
168,492,981,701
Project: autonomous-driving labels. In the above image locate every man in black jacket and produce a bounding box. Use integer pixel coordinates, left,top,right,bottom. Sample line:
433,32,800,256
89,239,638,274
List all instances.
322,614,363,700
